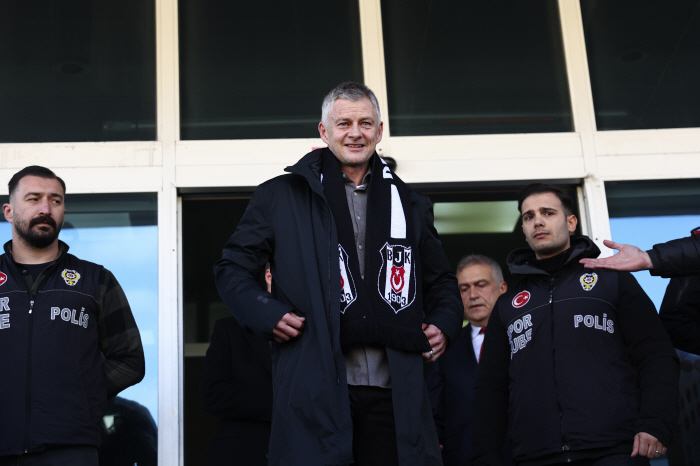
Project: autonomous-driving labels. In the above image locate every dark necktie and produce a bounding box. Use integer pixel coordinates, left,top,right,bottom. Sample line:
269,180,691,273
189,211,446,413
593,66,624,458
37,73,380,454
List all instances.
478,327,486,362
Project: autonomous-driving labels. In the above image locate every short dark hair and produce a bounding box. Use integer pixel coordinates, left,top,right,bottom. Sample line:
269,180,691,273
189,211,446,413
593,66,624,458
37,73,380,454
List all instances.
8,166,66,199
517,183,574,216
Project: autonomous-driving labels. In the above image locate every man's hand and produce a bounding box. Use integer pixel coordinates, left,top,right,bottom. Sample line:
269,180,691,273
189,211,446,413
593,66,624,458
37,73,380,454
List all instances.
273,312,305,343
631,432,666,458
579,239,653,272
422,323,447,362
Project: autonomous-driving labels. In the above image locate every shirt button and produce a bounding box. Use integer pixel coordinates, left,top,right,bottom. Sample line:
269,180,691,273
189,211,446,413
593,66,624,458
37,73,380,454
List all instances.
22,270,27,274
356,216,361,220
353,192,358,196
358,245,363,250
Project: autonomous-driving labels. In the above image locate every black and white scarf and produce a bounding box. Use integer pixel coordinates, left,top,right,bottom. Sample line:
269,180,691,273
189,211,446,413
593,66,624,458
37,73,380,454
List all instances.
321,149,430,353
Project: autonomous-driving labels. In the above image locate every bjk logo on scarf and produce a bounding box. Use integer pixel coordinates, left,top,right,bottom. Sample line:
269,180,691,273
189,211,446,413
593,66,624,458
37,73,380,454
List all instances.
379,243,416,313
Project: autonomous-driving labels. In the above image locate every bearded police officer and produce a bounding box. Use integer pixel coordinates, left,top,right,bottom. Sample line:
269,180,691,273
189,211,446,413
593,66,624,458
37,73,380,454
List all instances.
472,183,679,466
215,82,462,466
0,166,144,465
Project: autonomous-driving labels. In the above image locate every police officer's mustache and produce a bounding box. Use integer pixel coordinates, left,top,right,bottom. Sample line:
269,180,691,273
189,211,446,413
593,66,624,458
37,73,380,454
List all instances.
29,215,57,229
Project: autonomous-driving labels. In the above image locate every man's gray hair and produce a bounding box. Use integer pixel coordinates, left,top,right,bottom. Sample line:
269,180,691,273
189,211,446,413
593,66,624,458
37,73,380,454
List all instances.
456,254,504,284
321,82,381,127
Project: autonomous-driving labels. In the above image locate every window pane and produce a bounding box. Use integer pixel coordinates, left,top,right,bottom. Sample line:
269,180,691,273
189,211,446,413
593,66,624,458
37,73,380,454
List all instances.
0,1,156,142
381,0,572,136
179,1,363,140
582,1,700,131
1,194,159,463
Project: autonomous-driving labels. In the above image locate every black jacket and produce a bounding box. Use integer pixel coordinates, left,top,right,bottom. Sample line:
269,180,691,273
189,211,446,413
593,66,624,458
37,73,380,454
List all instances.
648,228,700,277
426,324,511,466
472,237,679,466
214,149,462,466
652,229,700,354
659,274,700,355
0,241,144,456
199,316,272,466
425,324,476,466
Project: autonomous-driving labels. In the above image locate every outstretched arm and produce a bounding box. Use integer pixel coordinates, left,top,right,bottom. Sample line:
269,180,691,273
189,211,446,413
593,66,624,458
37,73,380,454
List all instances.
579,239,653,272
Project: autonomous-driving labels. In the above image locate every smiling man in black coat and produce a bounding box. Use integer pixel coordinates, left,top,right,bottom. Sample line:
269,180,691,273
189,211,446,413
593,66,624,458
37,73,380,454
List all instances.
214,82,462,466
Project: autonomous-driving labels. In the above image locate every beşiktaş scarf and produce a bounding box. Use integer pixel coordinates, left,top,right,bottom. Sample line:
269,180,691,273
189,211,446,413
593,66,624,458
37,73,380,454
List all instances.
321,149,430,353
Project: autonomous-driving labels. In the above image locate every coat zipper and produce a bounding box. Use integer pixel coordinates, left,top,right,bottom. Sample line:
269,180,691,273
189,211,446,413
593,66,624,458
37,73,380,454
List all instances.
21,263,53,453
302,162,341,384
548,276,569,453
23,297,35,453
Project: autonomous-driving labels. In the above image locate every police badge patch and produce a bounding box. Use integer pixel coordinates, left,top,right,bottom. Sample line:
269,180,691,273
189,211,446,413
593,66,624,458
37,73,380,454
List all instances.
338,245,357,314
378,243,416,314
580,272,598,291
61,269,81,286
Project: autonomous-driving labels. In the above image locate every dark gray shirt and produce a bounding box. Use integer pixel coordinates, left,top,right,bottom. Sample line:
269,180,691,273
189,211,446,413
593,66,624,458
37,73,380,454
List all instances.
341,169,391,388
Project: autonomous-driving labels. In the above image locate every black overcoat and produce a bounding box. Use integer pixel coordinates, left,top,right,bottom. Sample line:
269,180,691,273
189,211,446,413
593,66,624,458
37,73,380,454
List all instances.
214,149,462,466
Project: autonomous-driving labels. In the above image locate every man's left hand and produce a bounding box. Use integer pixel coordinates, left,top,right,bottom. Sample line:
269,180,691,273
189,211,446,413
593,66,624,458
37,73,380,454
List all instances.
422,323,447,362
631,432,666,458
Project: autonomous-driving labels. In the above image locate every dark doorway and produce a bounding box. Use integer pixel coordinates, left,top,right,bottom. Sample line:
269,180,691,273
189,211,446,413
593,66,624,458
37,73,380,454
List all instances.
180,183,581,465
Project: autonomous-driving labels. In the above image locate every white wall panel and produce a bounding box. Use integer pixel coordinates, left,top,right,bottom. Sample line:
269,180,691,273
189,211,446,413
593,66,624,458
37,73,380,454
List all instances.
174,133,586,186
0,166,162,195
0,142,162,169
393,155,586,184
175,139,324,166
598,153,700,181
594,128,700,157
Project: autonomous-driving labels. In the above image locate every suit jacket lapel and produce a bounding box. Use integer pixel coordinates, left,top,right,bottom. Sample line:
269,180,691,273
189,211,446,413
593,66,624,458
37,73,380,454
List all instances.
465,324,478,364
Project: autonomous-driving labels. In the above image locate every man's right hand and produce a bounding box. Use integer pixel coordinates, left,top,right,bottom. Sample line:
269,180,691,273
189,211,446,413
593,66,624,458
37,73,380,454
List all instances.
273,312,305,343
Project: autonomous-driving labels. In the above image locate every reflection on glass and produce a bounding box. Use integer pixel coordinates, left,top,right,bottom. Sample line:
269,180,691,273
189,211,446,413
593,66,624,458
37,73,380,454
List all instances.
1,194,159,462
179,1,363,140
0,2,156,142
381,0,572,136
582,1,700,130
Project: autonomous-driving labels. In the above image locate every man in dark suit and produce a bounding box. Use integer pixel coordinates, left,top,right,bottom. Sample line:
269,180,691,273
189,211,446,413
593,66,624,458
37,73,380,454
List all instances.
426,254,507,466
199,267,273,466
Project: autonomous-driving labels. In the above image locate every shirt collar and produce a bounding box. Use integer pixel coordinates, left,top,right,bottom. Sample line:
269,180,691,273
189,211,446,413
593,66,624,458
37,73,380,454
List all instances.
471,325,485,339
342,166,372,189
